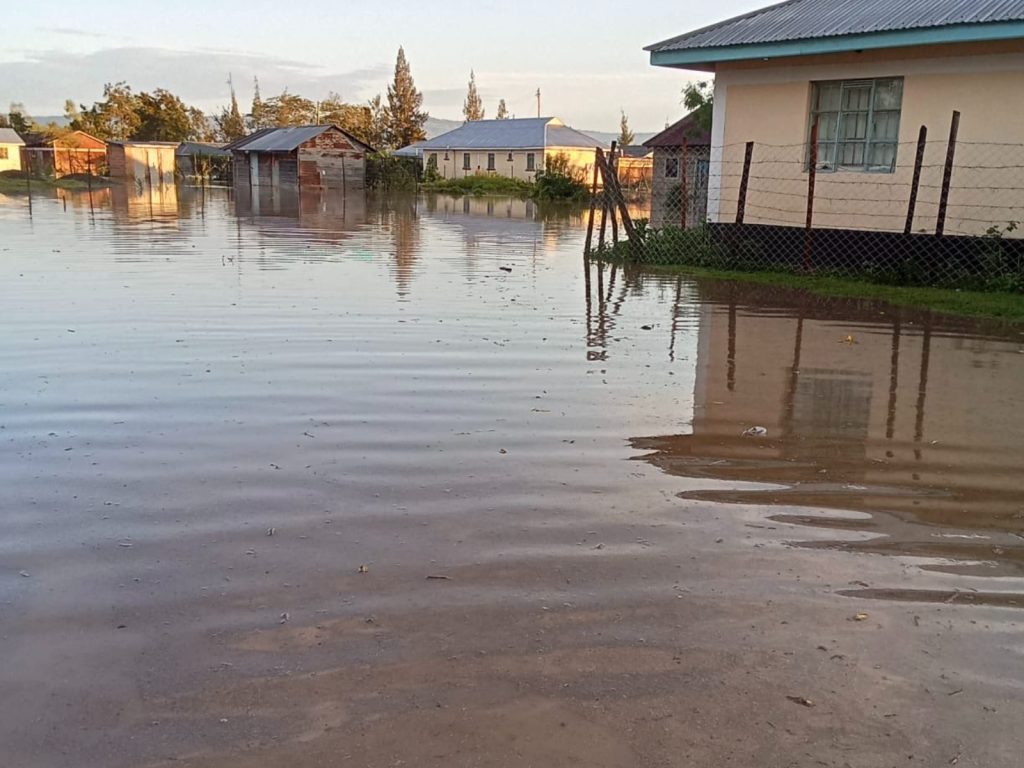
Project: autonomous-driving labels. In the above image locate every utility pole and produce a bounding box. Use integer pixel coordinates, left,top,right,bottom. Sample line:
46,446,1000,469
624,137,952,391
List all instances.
536,88,541,118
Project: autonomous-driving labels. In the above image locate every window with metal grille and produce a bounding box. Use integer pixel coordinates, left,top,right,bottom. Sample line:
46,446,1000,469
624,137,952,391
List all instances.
810,77,903,173
665,157,679,178
487,153,495,171
526,153,535,171
463,153,471,170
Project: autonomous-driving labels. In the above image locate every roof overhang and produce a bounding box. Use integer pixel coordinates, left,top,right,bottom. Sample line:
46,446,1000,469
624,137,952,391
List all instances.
649,20,1024,70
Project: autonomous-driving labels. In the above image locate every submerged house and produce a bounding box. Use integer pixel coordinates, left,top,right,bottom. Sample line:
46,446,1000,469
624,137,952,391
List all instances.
646,0,1024,235
643,111,712,228
107,141,178,185
176,141,232,180
409,118,605,182
0,128,24,172
21,130,107,177
227,125,373,192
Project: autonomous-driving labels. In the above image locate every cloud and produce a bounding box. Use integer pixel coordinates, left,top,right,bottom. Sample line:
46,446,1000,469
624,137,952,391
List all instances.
0,46,390,114
37,26,117,40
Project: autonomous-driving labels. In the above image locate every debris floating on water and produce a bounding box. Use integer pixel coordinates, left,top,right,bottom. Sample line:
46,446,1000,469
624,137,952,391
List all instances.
742,426,768,437
786,695,815,707
358,565,369,574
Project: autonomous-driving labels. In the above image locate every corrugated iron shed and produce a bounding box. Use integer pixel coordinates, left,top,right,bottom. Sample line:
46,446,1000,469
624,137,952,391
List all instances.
647,0,1024,52
227,125,373,153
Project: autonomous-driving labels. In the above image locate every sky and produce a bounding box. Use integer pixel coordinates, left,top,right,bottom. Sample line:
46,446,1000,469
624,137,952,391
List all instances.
0,0,761,132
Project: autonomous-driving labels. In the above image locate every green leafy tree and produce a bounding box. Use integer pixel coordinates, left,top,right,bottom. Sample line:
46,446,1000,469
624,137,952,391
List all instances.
68,83,141,140
366,94,387,149
8,103,36,135
495,99,509,120
682,80,714,133
618,109,634,146
216,77,247,142
250,77,270,130
134,89,197,141
319,92,377,145
385,47,427,149
263,90,316,126
463,70,484,122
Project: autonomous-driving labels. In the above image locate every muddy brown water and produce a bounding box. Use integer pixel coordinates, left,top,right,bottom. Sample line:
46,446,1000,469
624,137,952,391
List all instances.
2,185,1024,767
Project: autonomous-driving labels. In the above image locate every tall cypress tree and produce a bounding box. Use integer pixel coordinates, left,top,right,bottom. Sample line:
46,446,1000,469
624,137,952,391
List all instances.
250,76,268,130
463,70,485,122
216,75,247,141
495,99,509,120
618,109,634,146
385,47,427,148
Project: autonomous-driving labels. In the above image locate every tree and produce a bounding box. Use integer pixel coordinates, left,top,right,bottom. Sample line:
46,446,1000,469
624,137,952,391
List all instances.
495,99,509,120
68,83,141,140
618,109,634,146
682,80,714,133
263,90,316,126
319,92,376,145
385,47,427,149
215,77,247,142
366,94,387,149
135,89,198,141
463,70,485,122
8,103,35,135
250,77,270,130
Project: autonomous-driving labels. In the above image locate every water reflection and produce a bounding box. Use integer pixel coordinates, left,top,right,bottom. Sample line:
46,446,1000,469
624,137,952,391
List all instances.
616,276,1024,590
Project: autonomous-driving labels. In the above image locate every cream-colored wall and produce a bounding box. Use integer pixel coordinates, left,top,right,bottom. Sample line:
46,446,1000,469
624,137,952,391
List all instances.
710,42,1024,235
423,146,598,183
0,143,22,172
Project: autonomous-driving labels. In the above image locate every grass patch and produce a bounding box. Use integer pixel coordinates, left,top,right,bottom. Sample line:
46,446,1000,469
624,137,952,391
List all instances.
422,175,535,198
596,256,1024,322
0,172,113,194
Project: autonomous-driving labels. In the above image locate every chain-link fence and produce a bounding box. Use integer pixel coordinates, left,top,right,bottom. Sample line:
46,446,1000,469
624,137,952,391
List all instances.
588,119,1024,293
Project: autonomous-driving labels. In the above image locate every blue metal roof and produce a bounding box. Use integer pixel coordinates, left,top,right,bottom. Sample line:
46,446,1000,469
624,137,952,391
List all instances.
647,0,1024,55
411,118,604,151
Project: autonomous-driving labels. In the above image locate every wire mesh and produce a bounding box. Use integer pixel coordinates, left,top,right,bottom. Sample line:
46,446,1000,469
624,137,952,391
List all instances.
593,135,1024,293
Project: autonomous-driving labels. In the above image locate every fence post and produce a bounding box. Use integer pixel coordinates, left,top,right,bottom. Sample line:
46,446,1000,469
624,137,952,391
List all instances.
25,151,32,216
904,125,927,235
608,141,619,245
804,122,818,271
935,110,960,237
680,138,689,230
584,148,600,254
736,141,753,224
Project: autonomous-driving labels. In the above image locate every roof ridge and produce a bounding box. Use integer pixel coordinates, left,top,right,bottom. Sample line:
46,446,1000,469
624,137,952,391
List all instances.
644,0,805,51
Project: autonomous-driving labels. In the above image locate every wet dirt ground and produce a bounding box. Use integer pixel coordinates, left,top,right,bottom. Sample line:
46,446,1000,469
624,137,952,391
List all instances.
2,185,1023,767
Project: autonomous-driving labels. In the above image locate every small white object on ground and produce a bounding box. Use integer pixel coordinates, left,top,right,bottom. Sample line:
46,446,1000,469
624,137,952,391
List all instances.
742,426,768,437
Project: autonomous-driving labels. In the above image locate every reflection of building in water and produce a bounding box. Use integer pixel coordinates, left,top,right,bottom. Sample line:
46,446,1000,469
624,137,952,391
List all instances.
631,281,1024,575
110,181,179,222
234,185,367,233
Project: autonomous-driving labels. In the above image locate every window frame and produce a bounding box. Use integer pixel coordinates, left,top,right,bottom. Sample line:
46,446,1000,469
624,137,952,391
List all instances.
664,157,679,179
462,153,471,171
526,153,535,172
0,147,8,160
487,152,496,171
809,77,903,174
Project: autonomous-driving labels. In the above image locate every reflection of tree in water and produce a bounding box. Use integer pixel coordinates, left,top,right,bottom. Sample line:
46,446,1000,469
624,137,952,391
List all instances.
375,193,420,298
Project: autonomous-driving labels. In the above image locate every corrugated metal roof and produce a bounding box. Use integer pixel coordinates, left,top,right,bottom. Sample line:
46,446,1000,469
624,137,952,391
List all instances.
176,141,230,157
411,118,605,151
228,125,374,153
0,128,24,145
393,141,425,158
647,0,1024,52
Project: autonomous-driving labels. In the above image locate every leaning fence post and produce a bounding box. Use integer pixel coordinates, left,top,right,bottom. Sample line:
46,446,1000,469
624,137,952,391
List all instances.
608,141,619,245
584,149,600,254
680,138,689,230
804,122,818,271
736,141,753,224
905,126,928,235
935,110,960,237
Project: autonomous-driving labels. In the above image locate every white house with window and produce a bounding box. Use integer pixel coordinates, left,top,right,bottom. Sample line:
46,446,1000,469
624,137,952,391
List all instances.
405,117,605,183
0,128,24,173
646,0,1024,235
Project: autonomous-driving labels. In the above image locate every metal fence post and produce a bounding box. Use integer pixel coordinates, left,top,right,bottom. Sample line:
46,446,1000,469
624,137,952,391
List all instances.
804,122,818,271
935,110,960,237
680,138,689,230
584,148,599,254
904,126,927,235
736,141,753,225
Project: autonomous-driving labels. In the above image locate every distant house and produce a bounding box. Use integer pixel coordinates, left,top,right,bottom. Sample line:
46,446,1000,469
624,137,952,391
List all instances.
646,0,1024,234
615,145,654,190
643,112,712,228
226,125,373,192
107,141,178,185
21,130,107,178
0,128,24,172
408,118,605,182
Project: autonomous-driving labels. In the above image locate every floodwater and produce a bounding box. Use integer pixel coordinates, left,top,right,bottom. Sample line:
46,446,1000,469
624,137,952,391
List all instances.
2,183,1024,767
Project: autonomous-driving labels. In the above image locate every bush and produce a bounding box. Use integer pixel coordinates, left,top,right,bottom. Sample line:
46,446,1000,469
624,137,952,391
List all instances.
533,152,589,202
421,174,534,198
367,154,420,192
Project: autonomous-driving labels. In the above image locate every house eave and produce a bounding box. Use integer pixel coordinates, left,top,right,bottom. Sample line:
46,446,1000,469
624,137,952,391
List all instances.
648,21,1024,70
